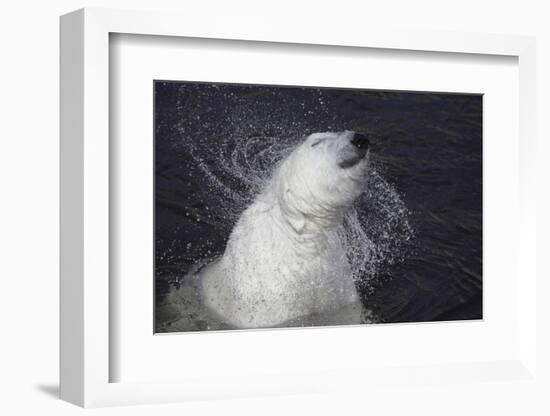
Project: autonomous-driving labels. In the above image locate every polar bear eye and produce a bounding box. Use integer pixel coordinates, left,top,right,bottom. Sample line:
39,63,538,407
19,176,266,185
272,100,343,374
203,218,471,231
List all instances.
311,138,325,147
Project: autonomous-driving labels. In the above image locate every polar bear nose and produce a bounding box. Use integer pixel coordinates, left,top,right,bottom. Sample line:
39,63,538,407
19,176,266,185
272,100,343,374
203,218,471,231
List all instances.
350,132,370,150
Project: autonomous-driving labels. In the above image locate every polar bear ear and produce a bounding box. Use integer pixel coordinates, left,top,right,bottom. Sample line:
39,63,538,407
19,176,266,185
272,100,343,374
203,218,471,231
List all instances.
287,211,305,234
284,189,305,233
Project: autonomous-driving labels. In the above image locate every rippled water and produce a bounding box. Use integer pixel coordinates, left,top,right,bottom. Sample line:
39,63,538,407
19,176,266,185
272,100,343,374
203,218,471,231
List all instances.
154,82,482,332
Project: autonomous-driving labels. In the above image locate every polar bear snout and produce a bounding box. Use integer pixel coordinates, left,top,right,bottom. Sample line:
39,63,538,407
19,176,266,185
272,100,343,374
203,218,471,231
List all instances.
350,132,370,150
338,132,370,169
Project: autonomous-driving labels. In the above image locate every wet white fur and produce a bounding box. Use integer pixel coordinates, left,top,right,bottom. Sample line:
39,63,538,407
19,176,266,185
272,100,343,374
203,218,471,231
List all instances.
200,131,368,328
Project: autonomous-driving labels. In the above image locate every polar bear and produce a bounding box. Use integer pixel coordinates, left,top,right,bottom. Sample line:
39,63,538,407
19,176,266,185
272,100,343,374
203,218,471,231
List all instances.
200,130,370,328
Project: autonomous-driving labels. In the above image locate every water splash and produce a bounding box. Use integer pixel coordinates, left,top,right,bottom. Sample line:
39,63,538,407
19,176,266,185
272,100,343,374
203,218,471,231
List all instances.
177,133,413,296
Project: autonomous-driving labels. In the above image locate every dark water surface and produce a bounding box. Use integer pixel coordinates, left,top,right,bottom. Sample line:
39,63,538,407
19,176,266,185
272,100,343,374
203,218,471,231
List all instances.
154,81,482,332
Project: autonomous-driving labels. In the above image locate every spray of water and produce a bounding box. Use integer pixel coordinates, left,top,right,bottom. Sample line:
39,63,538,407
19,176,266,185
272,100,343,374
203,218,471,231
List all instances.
180,133,413,296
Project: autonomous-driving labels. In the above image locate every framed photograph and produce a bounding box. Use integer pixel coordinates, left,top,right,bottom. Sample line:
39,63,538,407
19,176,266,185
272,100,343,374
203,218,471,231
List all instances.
153,80,481,333
60,8,538,407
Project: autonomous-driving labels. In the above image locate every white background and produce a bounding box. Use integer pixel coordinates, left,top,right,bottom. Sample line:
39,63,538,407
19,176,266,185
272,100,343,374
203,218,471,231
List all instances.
1,0,549,415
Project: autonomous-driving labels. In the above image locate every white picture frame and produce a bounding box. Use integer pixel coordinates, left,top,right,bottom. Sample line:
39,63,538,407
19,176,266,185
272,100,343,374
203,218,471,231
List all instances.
60,7,538,407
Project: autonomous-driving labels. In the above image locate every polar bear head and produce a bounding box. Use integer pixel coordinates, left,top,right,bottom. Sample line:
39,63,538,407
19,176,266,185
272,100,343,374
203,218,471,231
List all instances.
271,131,370,234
